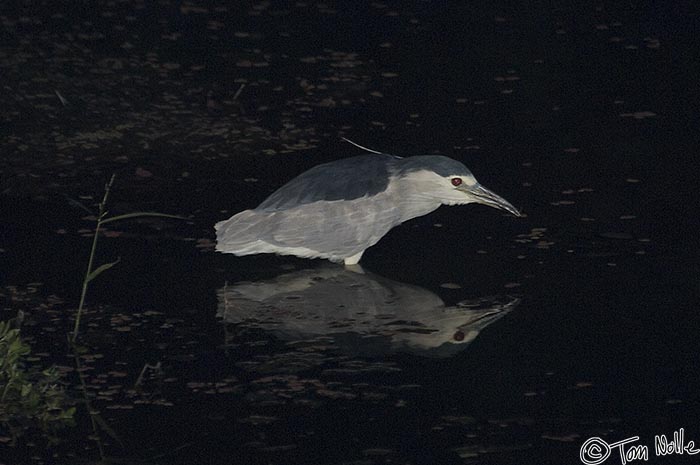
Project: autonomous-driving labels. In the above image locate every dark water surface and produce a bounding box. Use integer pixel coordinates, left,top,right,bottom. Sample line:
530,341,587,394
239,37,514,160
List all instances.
1,1,699,464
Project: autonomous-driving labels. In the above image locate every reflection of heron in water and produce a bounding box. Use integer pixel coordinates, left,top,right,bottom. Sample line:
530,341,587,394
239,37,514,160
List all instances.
216,266,520,358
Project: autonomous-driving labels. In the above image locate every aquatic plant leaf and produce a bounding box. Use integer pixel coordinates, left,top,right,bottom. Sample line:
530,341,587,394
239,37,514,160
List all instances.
101,212,187,224
86,258,121,283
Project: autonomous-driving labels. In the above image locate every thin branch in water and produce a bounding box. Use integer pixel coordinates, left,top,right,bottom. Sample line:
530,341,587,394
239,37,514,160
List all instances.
232,83,245,101
55,90,69,106
63,194,94,215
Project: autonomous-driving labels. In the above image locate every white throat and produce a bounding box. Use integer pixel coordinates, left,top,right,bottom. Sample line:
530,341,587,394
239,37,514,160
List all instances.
394,170,446,222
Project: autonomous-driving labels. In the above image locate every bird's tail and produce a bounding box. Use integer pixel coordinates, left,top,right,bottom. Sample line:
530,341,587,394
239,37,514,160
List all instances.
214,210,274,255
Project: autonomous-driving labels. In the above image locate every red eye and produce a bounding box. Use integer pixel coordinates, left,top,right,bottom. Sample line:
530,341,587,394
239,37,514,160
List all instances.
451,178,462,186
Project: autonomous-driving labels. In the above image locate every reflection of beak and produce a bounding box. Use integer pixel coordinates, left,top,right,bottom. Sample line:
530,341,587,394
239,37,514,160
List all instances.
458,184,522,217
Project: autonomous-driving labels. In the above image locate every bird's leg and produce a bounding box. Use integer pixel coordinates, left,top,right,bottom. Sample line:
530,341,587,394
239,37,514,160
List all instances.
344,263,365,274
343,251,364,266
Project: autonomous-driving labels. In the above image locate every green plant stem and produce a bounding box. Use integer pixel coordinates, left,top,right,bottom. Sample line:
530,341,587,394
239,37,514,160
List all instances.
70,340,105,459
70,173,185,342
72,223,100,342
72,174,115,342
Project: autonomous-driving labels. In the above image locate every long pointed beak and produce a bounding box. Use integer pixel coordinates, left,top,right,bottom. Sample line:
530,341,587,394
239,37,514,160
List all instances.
459,183,522,217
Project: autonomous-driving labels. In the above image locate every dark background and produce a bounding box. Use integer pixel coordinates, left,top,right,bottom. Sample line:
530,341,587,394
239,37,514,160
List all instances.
1,1,699,464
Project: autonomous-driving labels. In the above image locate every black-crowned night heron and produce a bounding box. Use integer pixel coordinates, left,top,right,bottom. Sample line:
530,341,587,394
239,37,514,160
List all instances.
215,143,521,265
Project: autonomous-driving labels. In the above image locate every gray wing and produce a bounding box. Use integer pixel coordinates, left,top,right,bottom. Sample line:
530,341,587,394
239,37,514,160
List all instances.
265,195,402,257
257,154,399,211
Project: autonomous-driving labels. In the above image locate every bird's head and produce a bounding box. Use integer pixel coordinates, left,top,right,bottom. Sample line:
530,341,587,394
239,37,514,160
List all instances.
398,155,522,216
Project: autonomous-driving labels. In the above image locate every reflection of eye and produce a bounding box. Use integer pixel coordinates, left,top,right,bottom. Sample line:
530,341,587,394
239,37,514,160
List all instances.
451,178,463,187
453,330,465,341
